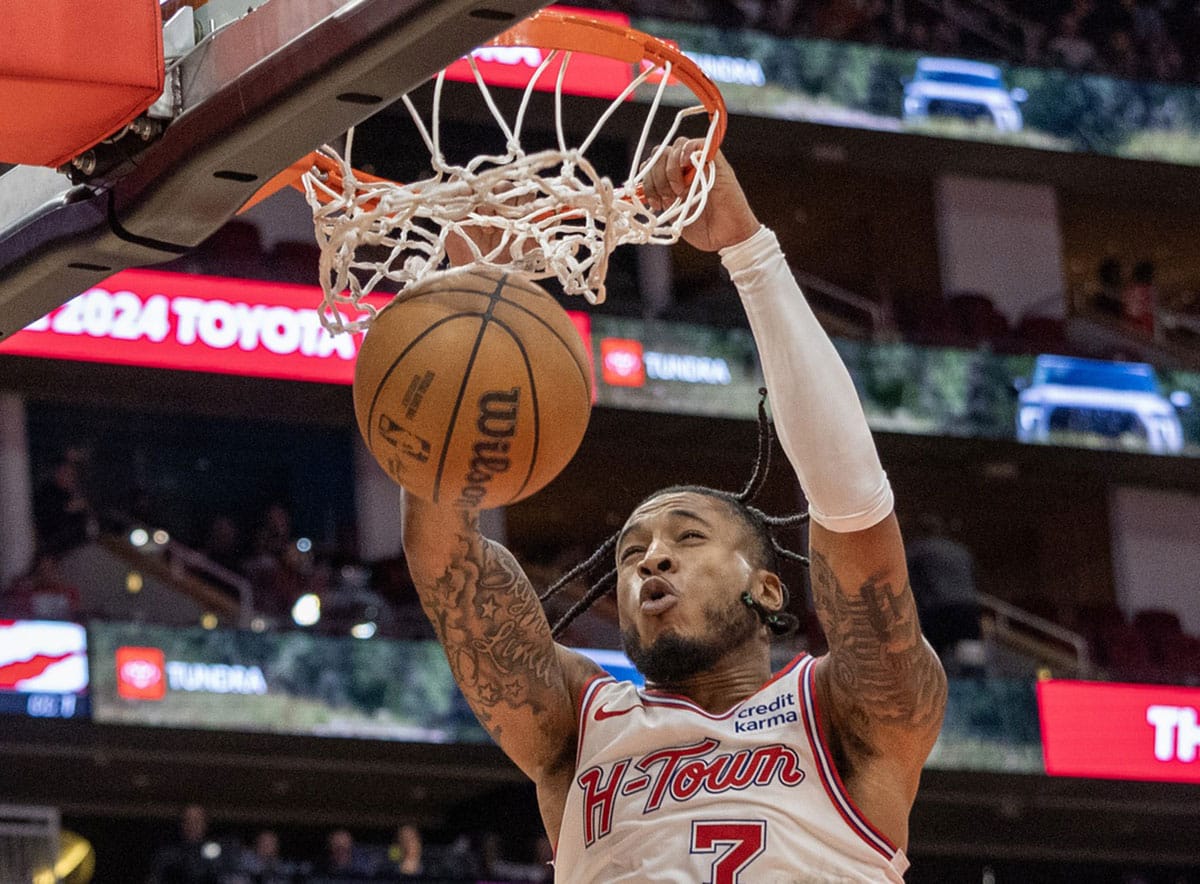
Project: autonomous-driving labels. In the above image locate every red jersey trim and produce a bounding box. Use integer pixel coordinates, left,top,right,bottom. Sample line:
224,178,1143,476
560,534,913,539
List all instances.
798,657,898,860
556,672,615,863
637,652,810,720
575,673,615,770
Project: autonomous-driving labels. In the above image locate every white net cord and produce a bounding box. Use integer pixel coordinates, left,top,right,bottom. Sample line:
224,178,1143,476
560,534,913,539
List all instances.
304,50,721,334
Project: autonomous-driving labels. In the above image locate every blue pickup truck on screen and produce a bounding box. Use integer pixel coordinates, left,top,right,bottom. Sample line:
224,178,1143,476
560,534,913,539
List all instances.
904,57,1026,132
1017,355,1190,454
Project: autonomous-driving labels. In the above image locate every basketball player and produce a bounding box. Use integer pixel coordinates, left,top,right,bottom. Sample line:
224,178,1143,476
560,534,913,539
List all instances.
404,139,947,881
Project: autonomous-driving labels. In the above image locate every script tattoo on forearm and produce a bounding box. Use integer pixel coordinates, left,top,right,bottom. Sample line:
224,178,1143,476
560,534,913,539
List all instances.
417,511,558,741
811,551,946,737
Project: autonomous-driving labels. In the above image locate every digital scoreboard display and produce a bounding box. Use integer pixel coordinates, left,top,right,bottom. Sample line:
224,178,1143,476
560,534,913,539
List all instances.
0,620,91,719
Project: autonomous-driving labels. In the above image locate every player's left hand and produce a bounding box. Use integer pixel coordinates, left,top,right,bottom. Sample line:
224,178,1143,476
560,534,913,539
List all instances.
445,212,505,267
643,137,760,253
444,188,537,267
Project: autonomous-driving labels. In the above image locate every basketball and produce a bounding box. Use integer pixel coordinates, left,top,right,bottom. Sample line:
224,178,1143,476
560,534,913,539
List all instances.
353,266,592,508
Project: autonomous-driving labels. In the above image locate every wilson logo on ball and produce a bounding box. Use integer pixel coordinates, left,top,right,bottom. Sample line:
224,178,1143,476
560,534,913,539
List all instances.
353,268,591,507
456,388,520,507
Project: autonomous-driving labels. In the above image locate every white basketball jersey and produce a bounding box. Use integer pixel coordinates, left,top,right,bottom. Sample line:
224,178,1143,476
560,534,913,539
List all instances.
555,654,909,883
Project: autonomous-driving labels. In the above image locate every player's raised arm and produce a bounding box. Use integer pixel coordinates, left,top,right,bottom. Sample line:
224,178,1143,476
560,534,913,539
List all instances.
392,206,601,828
403,497,601,835
646,138,947,844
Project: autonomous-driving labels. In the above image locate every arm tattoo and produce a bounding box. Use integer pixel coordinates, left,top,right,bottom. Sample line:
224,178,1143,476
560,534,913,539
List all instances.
417,510,561,743
811,551,947,740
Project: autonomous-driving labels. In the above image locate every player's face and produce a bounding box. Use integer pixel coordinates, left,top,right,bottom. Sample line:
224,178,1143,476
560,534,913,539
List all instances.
615,491,761,681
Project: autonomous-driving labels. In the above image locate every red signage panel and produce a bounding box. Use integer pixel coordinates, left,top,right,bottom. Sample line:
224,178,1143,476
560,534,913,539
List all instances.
0,620,88,694
1038,679,1200,783
0,269,374,384
566,310,597,402
443,6,634,100
0,270,593,388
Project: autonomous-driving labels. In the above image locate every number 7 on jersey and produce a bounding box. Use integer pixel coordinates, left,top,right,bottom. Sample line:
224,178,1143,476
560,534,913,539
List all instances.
691,820,767,884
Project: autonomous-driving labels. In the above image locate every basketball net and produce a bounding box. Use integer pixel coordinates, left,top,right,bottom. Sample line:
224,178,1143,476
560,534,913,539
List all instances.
294,12,725,334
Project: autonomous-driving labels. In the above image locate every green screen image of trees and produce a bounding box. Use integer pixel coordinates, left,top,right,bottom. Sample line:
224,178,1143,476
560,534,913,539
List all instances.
93,625,487,743
636,18,1200,168
837,341,1027,440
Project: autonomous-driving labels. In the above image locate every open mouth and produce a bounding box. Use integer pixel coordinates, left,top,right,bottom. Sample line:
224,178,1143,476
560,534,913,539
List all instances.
639,577,678,615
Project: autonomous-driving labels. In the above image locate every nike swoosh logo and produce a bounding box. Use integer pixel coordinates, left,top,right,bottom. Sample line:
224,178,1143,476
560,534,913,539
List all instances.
594,702,639,721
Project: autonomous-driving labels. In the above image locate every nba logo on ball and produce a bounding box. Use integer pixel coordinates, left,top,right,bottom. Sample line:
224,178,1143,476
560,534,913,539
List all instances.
354,268,592,508
116,646,166,701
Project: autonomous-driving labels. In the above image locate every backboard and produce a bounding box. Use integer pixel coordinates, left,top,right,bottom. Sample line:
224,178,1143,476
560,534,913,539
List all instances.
0,0,550,342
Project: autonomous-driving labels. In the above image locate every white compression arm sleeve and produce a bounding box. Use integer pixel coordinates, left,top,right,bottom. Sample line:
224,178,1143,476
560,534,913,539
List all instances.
721,226,894,533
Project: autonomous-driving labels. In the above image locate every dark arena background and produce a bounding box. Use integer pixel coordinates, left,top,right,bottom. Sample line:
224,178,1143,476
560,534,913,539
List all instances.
2,1,1200,881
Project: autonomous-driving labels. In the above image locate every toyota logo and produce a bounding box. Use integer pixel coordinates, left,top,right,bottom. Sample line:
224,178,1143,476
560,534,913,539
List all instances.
120,659,162,690
604,349,641,376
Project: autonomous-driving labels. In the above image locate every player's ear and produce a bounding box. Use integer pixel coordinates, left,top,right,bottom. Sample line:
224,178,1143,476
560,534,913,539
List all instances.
755,570,785,613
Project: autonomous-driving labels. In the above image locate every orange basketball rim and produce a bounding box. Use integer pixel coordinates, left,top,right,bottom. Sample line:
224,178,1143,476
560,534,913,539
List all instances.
242,11,725,213
241,9,727,331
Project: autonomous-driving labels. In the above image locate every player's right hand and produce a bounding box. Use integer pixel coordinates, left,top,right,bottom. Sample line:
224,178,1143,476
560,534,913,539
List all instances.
643,137,760,253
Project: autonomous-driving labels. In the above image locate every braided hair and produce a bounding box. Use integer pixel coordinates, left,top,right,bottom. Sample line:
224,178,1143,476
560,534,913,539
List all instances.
540,390,809,639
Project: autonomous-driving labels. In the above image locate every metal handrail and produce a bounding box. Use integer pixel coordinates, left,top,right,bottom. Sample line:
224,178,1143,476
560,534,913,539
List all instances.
161,539,256,625
978,591,1091,675
792,268,885,337
104,510,255,626
0,804,59,884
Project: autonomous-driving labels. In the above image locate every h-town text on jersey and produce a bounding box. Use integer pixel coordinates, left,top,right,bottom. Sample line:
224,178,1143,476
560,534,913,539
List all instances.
577,737,805,845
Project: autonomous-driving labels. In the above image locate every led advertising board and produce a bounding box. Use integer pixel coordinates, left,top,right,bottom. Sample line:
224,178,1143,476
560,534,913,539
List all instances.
0,270,593,390
0,269,378,384
5,273,1199,459
1039,680,1200,784
91,622,487,742
443,6,634,100
625,16,1200,169
592,315,765,419
90,622,639,742
0,620,90,719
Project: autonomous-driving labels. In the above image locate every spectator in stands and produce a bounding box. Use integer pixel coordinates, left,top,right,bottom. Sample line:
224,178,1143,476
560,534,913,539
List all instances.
1047,13,1100,70
1129,0,1168,51
0,553,80,620
147,804,225,884
384,824,424,877
906,20,932,50
242,503,312,618
1106,29,1142,80
1151,39,1185,82
318,829,372,879
234,829,300,884
930,18,964,54
905,512,984,675
1122,259,1159,338
1092,257,1125,318
202,514,244,576
1083,0,1131,47
250,503,293,564
479,831,553,882
431,833,482,879
33,448,96,560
